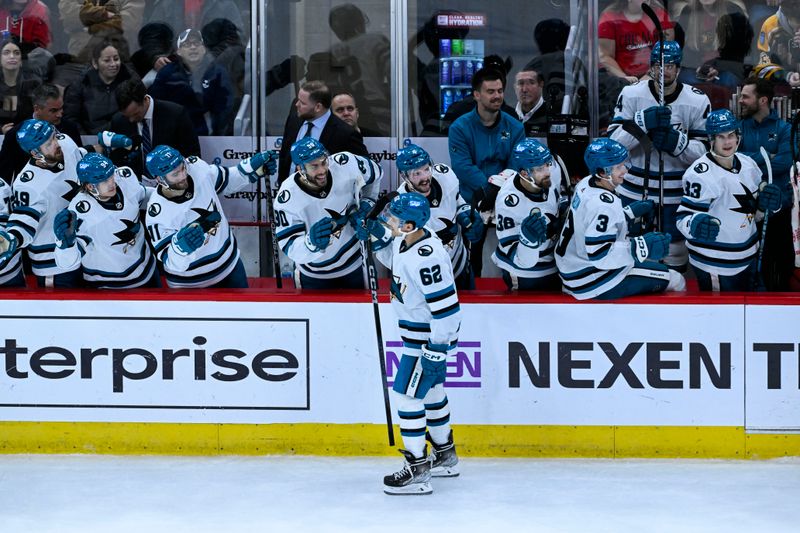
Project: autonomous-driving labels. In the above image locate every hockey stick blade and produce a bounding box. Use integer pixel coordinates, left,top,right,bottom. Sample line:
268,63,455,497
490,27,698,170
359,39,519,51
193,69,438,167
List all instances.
641,4,663,39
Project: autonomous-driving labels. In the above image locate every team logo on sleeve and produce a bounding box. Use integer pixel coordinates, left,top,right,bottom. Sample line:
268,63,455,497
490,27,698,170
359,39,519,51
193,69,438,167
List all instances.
418,245,433,256
56,133,66,140
187,156,199,164
148,203,161,217
504,194,519,207
333,153,349,165
75,200,91,213
693,162,709,174
277,190,291,203
600,192,614,204
18,171,33,182
433,164,449,174
117,168,132,178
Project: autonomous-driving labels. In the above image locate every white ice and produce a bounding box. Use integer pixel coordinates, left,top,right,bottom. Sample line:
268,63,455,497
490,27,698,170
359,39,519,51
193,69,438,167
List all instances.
1,455,798,533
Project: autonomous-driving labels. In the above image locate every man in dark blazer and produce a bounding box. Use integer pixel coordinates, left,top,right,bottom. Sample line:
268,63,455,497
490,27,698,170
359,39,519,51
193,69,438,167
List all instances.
278,80,369,183
110,79,201,182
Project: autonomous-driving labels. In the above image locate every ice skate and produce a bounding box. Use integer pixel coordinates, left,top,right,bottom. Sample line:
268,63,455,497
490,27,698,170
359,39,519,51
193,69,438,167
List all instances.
427,431,459,477
383,448,432,495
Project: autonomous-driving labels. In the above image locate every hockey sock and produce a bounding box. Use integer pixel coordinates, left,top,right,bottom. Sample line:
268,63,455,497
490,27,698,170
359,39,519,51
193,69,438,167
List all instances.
394,390,426,458
424,384,451,445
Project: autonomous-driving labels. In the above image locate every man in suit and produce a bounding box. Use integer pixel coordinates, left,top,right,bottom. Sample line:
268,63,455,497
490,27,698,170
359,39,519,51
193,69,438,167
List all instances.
278,80,369,183
0,84,83,184
110,79,200,183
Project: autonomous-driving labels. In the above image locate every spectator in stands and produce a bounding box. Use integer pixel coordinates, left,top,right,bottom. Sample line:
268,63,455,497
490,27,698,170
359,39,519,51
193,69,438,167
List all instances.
513,66,547,139
201,17,244,105
738,76,795,291
331,92,380,137
448,67,525,277
0,0,51,49
757,0,800,85
0,82,82,184
148,28,234,136
143,1,244,36
693,12,755,89
671,0,747,78
0,36,40,134
128,22,173,86
599,0,675,84
64,39,137,135
59,0,144,65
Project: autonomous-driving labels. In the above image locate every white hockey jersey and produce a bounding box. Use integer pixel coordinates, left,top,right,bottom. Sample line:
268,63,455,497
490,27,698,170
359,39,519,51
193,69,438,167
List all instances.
145,156,252,288
491,163,566,279
676,153,762,276
0,179,23,285
609,80,710,205
375,230,461,353
397,163,469,279
7,134,86,277
274,152,382,280
55,167,157,288
555,177,634,300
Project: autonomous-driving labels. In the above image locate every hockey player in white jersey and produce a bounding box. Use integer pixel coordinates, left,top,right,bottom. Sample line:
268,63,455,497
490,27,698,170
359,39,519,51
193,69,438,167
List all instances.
395,143,483,289
491,138,568,291
608,41,710,270
0,179,25,287
555,138,686,300
676,109,783,291
274,137,382,289
370,192,461,495
0,119,86,287
52,153,160,289
144,144,278,288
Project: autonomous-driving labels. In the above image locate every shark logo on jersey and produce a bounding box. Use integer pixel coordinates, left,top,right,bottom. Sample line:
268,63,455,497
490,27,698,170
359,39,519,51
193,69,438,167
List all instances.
600,192,614,204
113,218,140,252
19,171,33,182
62,180,81,202
148,203,161,217
75,200,91,214
277,190,291,203
333,153,349,165
435,218,457,247
191,203,221,236
501,130,511,140
390,274,405,303
694,162,709,174
505,194,519,207
731,182,757,224
418,245,433,257
325,207,351,239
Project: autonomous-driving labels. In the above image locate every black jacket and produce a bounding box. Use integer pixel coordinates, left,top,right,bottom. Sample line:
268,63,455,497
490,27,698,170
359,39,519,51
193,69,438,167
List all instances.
64,65,136,135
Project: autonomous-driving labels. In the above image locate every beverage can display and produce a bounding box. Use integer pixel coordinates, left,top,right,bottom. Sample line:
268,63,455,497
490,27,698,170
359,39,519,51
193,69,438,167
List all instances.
440,39,451,58
451,60,463,85
452,39,463,56
465,61,474,83
440,60,451,85
464,39,475,56
462,89,472,100
476,61,483,71
453,89,464,103
442,89,454,115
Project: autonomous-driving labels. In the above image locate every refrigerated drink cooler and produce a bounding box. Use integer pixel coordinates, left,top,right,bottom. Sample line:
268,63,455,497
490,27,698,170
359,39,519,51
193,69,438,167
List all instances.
439,38,484,116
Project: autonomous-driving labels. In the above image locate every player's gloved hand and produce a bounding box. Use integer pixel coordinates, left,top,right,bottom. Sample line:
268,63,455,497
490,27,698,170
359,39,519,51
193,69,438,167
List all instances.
172,224,205,255
631,231,671,262
478,183,500,213
420,343,448,385
651,127,687,156
368,220,393,252
53,208,81,249
350,198,376,240
623,199,655,220
456,209,484,243
689,213,721,242
757,182,782,213
97,131,133,150
519,210,547,246
238,150,279,181
305,217,334,252
635,105,671,132
195,209,222,232
0,229,18,265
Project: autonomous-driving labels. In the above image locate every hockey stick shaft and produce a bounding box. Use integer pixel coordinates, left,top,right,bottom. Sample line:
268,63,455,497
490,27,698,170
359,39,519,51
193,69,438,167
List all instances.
620,120,654,231
262,171,283,288
757,146,773,283
641,3,666,231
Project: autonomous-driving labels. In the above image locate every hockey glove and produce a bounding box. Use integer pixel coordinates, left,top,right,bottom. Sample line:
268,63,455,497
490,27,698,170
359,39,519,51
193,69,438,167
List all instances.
306,217,334,252
351,198,376,240
97,131,133,150
172,224,205,255
757,182,782,213
651,127,687,156
420,343,448,387
519,210,547,247
689,214,721,243
53,208,81,249
635,105,671,132
456,209,484,243
0,229,18,265
478,183,500,213
623,199,655,220
368,220,393,252
631,231,671,262
238,150,279,181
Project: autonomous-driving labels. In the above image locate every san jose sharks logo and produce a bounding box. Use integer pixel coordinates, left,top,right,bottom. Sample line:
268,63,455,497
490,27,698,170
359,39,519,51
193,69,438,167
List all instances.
191,201,222,237
325,207,351,239
435,217,457,247
731,182,758,226
113,217,140,253
62,179,81,202
390,274,405,303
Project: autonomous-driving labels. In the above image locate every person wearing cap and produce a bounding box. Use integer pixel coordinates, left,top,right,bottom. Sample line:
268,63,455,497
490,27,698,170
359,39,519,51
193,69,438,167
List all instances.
148,28,235,136
1,119,87,288
144,144,278,288
52,152,160,289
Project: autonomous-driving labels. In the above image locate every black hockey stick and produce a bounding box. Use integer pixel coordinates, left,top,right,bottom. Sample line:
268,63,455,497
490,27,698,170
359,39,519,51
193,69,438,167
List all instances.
260,164,283,288
642,2,666,232
362,191,399,447
754,146,773,291
620,119,654,232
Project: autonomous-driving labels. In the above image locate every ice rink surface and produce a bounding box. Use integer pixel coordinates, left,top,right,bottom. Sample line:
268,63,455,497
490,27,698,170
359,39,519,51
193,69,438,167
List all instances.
1,455,798,533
